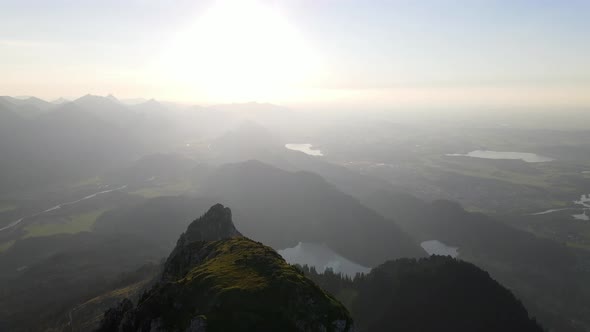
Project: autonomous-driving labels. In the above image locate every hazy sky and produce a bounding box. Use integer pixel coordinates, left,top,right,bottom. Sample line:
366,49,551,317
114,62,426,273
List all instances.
1,0,589,107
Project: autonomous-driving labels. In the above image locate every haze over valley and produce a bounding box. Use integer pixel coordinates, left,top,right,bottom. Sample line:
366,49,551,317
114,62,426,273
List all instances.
1,1,590,331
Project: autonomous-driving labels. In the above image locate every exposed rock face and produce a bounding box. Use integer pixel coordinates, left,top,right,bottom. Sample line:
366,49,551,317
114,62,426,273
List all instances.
99,299,134,332
97,204,354,332
162,204,242,281
176,203,241,243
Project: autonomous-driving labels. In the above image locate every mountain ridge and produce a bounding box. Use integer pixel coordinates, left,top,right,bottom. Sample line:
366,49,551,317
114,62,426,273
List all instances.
98,204,355,332
201,160,426,266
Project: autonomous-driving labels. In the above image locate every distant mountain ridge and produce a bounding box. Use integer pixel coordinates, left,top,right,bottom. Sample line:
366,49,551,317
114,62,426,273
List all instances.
0,95,55,117
0,95,182,194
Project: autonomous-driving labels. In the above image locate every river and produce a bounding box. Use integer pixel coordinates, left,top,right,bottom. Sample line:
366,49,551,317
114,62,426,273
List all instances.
0,185,127,232
530,193,590,221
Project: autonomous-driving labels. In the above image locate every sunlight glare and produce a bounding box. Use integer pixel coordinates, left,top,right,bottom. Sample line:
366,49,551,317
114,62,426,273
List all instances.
156,0,320,102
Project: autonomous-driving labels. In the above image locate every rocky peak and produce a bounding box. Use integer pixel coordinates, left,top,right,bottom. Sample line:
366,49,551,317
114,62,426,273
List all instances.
97,204,354,332
162,204,242,280
181,203,241,243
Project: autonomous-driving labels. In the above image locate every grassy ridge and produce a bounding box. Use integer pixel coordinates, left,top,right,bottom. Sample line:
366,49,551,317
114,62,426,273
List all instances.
129,237,353,332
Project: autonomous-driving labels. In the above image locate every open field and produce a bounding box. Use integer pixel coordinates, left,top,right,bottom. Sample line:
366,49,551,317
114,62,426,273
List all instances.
0,203,17,213
23,208,109,238
129,182,193,198
0,240,15,253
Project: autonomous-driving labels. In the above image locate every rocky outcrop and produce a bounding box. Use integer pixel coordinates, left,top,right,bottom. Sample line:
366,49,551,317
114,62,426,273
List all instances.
161,204,242,281
97,204,354,332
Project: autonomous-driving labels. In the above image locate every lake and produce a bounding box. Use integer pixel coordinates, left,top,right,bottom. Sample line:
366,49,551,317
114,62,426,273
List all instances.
575,194,590,208
573,194,590,220
420,240,459,258
285,143,323,156
446,150,553,163
278,242,370,277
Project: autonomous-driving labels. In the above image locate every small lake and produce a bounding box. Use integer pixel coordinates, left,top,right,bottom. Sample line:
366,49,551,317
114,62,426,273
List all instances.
530,193,590,221
285,144,323,156
420,240,459,258
278,242,370,277
573,211,589,221
446,150,553,163
573,194,590,220
575,194,590,208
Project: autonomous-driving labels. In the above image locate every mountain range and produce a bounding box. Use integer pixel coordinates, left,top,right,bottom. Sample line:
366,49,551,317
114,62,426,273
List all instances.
95,204,542,332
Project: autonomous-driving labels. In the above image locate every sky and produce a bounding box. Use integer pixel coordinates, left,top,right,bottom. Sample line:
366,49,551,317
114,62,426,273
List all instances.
1,0,589,108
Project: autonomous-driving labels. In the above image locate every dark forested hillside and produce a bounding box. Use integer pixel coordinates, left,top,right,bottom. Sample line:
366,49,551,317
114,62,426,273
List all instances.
303,256,544,332
363,189,590,332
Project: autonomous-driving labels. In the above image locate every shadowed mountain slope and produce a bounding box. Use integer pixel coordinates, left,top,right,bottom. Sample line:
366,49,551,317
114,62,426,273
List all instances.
304,256,544,332
98,204,354,332
201,160,425,266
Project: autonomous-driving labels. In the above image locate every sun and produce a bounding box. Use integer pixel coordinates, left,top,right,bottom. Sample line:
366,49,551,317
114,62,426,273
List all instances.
155,0,320,103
